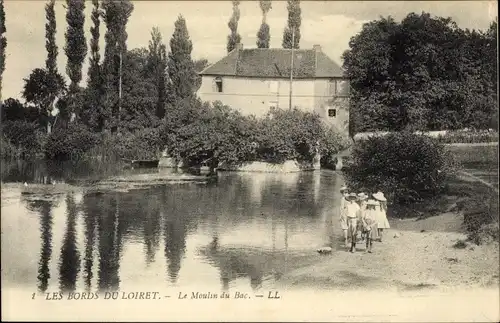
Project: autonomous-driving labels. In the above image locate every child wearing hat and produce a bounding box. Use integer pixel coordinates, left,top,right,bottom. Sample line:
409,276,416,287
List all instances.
356,193,368,241
361,199,379,253
372,191,390,242
345,192,360,252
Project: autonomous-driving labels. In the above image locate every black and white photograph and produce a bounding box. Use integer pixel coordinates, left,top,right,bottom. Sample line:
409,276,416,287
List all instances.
0,0,498,321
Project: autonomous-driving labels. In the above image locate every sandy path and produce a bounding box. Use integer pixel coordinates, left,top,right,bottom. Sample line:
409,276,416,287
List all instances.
276,215,499,292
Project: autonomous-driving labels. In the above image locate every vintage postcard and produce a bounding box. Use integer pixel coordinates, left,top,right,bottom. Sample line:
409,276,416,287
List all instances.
1,0,498,321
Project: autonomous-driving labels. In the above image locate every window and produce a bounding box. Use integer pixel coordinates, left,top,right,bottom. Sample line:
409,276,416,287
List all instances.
214,77,223,93
329,79,350,97
269,101,278,110
328,108,337,117
336,80,350,96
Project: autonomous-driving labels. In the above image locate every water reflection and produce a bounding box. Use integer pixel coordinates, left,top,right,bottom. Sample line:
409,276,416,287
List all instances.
163,189,191,284
97,193,123,291
58,193,81,292
2,163,345,292
35,200,54,292
82,197,98,291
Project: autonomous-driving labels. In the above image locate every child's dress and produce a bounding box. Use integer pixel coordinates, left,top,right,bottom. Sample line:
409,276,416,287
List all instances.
375,204,390,229
362,208,379,239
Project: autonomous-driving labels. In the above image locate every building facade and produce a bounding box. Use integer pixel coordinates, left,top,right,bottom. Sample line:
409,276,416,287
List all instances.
198,44,350,136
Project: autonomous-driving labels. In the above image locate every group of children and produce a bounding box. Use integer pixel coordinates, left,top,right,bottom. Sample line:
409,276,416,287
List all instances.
338,186,390,253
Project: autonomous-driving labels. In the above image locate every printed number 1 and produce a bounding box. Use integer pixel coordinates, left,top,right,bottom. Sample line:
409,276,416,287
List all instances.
32,293,35,299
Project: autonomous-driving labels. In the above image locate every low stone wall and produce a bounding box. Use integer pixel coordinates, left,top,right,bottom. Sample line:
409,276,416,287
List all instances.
159,156,321,173
218,160,319,173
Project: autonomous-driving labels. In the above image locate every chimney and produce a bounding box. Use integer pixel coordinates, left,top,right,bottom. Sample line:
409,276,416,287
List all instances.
313,44,321,52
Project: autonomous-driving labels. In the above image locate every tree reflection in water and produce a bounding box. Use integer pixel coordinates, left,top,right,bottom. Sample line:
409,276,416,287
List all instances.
58,193,81,292
163,188,188,284
82,194,98,292
32,199,54,293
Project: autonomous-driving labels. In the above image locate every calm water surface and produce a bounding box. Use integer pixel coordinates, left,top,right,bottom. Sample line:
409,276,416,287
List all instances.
1,160,344,294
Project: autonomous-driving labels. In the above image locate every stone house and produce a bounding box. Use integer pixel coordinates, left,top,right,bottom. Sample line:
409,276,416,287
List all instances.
197,44,350,136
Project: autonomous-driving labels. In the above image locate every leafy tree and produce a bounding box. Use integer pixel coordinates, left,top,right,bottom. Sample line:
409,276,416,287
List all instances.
227,0,242,52
1,98,26,122
45,0,58,75
257,0,272,48
0,0,6,101
147,27,168,120
23,68,66,109
64,0,87,93
166,16,197,109
343,12,498,134
282,0,301,49
22,68,67,132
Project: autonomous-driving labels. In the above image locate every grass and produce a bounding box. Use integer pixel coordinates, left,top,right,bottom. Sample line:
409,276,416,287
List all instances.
445,143,499,165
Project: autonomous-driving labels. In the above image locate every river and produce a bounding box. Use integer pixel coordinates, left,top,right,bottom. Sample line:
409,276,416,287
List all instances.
1,159,344,294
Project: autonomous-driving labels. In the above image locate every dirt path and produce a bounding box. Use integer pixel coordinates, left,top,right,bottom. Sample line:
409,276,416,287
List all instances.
276,213,499,292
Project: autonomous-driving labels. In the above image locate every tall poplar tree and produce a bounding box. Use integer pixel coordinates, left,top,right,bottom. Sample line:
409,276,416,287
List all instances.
87,0,101,90
45,0,58,75
167,15,197,105
256,0,272,48
64,0,87,93
227,0,241,52
147,27,168,119
0,0,6,101
101,0,134,132
282,0,301,49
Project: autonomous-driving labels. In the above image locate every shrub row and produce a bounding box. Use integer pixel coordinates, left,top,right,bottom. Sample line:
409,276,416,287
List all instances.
436,130,499,144
162,100,350,168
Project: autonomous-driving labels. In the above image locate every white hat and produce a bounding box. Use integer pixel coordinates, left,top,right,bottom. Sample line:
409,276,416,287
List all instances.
340,186,348,192
366,199,380,206
346,192,358,199
357,192,368,200
373,191,387,202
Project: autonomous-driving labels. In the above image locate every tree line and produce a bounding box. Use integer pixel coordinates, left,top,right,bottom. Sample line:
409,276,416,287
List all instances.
1,0,206,135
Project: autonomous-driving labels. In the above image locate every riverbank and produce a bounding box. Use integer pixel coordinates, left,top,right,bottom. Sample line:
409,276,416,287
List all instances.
277,217,499,292
276,172,499,292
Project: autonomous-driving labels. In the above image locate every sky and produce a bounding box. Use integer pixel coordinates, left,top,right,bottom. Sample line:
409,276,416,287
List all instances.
2,0,497,100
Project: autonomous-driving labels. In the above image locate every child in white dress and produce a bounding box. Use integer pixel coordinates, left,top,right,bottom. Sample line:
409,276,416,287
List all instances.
372,191,390,242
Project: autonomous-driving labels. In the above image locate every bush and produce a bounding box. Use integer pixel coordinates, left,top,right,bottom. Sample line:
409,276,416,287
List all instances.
255,108,324,164
97,128,163,161
44,123,100,160
1,120,44,156
164,101,258,168
343,131,458,204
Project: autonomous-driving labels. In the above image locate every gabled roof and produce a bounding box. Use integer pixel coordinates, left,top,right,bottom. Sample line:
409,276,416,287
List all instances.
200,46,344,79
